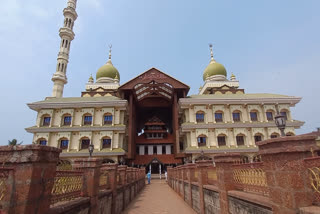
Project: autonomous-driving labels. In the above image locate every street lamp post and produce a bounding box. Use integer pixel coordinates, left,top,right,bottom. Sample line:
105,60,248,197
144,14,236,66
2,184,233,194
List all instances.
275,113,286,137
88,143,94,157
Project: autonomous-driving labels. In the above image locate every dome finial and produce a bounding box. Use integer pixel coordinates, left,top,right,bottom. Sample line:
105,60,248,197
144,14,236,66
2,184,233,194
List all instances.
209,43,215,61
108,44,112,60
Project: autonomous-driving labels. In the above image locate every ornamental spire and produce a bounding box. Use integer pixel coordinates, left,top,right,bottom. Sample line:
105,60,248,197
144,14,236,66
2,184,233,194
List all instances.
209,43,216,63
108,44,112,60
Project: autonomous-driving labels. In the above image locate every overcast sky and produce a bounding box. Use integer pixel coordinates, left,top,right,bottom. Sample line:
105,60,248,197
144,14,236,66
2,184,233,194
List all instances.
0,0,319,145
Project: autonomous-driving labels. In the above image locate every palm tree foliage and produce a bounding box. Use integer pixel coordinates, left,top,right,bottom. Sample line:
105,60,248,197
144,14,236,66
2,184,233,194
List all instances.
8,139,23,146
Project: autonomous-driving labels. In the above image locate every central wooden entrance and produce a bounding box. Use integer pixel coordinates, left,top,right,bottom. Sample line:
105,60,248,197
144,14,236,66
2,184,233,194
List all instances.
119,68,189,166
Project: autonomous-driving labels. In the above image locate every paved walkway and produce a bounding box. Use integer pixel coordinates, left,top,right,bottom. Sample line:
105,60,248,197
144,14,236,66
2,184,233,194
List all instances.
122,180,196,214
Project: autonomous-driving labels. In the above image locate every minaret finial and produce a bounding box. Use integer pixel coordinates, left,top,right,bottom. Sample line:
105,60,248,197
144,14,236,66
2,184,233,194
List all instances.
108,44,112,60
209,43,214,60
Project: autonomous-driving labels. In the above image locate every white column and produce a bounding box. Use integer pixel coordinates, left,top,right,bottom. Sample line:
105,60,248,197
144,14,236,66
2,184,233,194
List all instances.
149,164,151,173
139,145,144,155
159,164,162,179
148,145,153,155
166,145,171,154
157,145,162,154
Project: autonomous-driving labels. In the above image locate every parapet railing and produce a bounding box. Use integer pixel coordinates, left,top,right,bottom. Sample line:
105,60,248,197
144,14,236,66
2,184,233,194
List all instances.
51,170,84,205
232,162,269,196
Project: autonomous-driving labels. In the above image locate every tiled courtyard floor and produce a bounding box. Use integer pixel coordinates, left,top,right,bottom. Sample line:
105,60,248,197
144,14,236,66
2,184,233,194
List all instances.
122,179,196,214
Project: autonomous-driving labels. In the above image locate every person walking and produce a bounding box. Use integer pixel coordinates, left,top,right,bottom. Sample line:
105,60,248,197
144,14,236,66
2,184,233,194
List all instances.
147,171,151,184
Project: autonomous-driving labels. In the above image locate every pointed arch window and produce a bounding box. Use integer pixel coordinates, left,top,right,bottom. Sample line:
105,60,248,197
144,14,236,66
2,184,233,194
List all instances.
280,110,288,120
104,113,113,125
60,139,69,150
102,137,111,148
232,111,241,122
81,138,90,150
215,111,223,122
38,138,47,146
42,115,51,126
197,135,207,147
270,133,279,139
236,134,245,146
196,111,205,123
63,115,72,126
254,134,263,143
217,135,226,146
83,114,92,125
250,111,258,121
266,111,274,121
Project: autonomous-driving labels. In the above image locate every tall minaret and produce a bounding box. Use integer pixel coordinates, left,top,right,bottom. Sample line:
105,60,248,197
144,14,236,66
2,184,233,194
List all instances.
51,0,78,98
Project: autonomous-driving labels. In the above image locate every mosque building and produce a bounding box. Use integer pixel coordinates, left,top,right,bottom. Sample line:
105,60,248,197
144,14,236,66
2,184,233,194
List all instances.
26,0,304,172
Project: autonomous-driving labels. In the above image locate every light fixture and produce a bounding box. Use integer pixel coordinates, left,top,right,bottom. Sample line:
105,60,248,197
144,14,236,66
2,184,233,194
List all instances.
275,113,286,137
88,143,94,157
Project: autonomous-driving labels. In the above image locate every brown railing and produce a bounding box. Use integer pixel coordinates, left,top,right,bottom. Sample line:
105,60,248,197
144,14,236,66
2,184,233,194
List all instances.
51,170,84,205
232,162,269,196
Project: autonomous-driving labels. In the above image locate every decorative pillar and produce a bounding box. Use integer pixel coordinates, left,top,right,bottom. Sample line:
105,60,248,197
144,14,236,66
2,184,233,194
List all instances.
214,153,241,214
196,160,212,214
159,164,162,179
104,163,118,214
73,158,102,214
0,145,61,213
186,163,196,207
257,135,319,213
118,165,127,186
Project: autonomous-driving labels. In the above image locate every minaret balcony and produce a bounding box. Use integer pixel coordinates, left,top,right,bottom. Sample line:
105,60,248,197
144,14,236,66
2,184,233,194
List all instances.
59,28,75,40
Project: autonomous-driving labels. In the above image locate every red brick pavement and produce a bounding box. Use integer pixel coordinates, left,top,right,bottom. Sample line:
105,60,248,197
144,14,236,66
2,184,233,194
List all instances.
122,180,196,214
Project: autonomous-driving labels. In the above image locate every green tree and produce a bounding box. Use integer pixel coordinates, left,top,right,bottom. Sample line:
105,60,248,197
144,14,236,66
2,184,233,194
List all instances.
8,139,23,146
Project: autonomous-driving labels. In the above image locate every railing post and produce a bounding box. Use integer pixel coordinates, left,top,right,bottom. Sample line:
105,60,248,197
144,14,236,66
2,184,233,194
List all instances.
257,135,319,213
167,166,172,187
73,158,102,214
186,163,196,207
105,163,118,214
0,145,61,214
118,165,127,186
196,160,212,214
214,153,241,214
